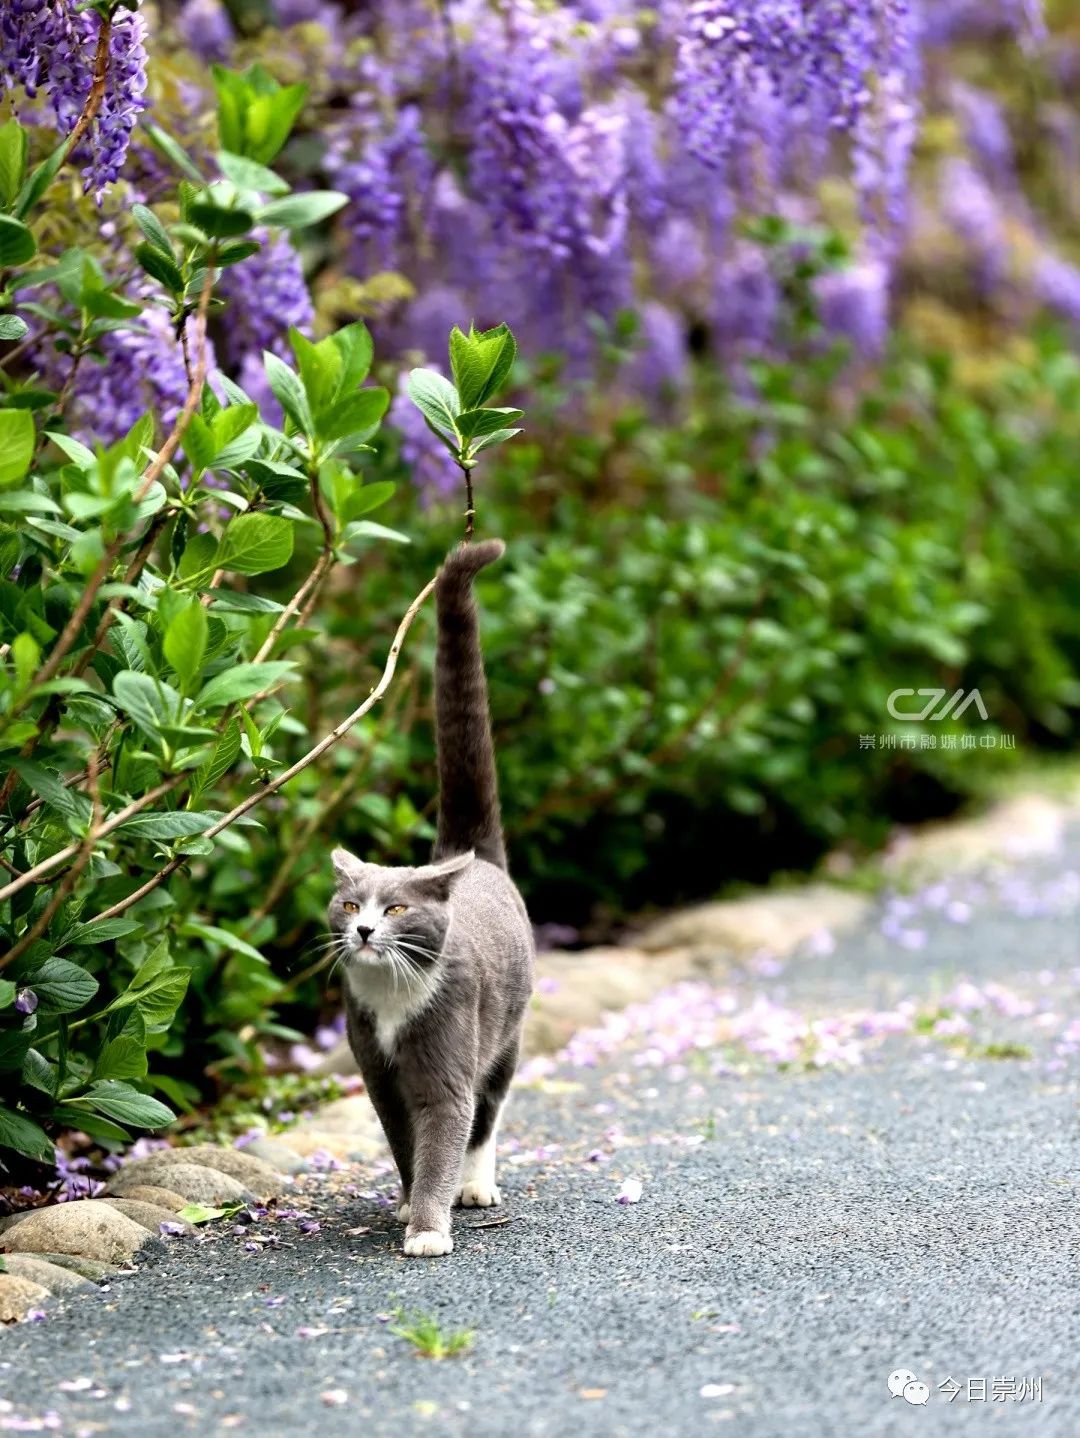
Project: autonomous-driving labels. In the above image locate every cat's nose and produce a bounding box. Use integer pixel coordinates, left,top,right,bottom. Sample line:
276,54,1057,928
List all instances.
356,924,374,943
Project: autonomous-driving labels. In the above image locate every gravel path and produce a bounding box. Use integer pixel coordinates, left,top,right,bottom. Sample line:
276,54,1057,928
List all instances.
3,833,1079,1436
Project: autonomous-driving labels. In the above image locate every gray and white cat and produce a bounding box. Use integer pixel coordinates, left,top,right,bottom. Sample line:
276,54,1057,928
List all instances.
327,540,534,1257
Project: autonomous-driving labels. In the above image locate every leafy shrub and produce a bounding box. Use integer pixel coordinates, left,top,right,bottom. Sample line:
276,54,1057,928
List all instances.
326,329,1080,920
0,60,520,1172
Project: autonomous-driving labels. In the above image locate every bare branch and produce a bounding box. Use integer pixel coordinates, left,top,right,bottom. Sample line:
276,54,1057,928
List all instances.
63,14,113,159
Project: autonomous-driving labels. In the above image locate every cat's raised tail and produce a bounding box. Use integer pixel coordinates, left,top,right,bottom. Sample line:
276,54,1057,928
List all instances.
432,539,507,870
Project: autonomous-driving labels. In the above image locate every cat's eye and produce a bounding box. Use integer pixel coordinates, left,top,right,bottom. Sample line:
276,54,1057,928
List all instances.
342,901,359,913
384,904,407,916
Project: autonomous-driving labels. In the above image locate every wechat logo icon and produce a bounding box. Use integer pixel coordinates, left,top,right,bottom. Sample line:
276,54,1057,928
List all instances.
888,1369,930,1406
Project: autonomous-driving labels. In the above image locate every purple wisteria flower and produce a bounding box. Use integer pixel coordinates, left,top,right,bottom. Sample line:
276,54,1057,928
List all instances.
815,258,890,359
1032,252,1080,329
45,5,149,199
65,302,215,448
216,230,315,371
14,987,38,1016
177,0,234,61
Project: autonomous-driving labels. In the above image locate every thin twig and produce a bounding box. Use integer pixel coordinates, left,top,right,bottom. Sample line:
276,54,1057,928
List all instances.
245,666,414,931
460,464,475,540
0,775,186,905
86,575,438,924
0,755,101,969
251,549,335,668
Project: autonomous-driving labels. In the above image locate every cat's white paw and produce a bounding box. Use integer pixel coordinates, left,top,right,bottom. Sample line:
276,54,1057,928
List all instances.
403,1229,453,1257
457,1181,502,1208
396,1201,411,1223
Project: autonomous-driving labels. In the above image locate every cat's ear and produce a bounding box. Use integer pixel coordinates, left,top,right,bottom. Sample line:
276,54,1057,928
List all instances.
332,847,365,884
409,850,474,901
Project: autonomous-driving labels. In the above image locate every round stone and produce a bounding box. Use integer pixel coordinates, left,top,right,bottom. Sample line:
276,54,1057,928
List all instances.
0,1254,94,1293
103,1184,189,1212
108,1162,251,1207
101,1199,196,1235
0,1272,49,1322
0,1201,152,1264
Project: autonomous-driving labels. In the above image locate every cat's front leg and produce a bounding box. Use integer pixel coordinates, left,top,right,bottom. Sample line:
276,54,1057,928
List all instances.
404,1097,473,1257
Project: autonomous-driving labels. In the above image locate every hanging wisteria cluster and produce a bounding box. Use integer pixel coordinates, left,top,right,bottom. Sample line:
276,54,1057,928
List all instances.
158,0,1060,409
1,0,148,197
3,0,1067,454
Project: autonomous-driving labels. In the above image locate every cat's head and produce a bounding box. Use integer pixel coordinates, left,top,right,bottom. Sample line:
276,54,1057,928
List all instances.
327,848,474,972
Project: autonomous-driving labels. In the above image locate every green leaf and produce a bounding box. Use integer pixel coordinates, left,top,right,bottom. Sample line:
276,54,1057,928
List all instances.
449,323,517,409
134,969,190,1032
135,242,185,293
214,511,294,575
75,1080,174,1131
193,661,295,710
191,718,241,800
163,601,208,693
131,203,174,255
21,1048,58,1097
146,125,204,183
112,670,180,743
263,352,313,435
178,1201,240,1224
406,368,460,439
0,314,29,341
0,980,15,1010
91,1036,148,1082
13,137,66,219
11,759,93,828
319,386,389,445
0,1029,32,1075
21,957,98,1014
182,921,268,964
49,1105,131,1145
0,119,29,209
183,412,215,473
211,68,306,164
12,633,38,692
343,519,411,547
0,1106,54,1164
0,214,37,267
216,240,261,267
46,430,95,469
178,530,217,581
63,917,141,947
457,406,525,440
217,151,290,195
470,426,522,454
0,409,35,488
207,591,286,615
343,479,396,521
0,489,61,514
328,321,374,394
256,191,348,230
117,811,217,840
188,201,255,239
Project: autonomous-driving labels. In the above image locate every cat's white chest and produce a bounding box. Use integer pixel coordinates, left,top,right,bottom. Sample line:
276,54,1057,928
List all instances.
348,970,437,1056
